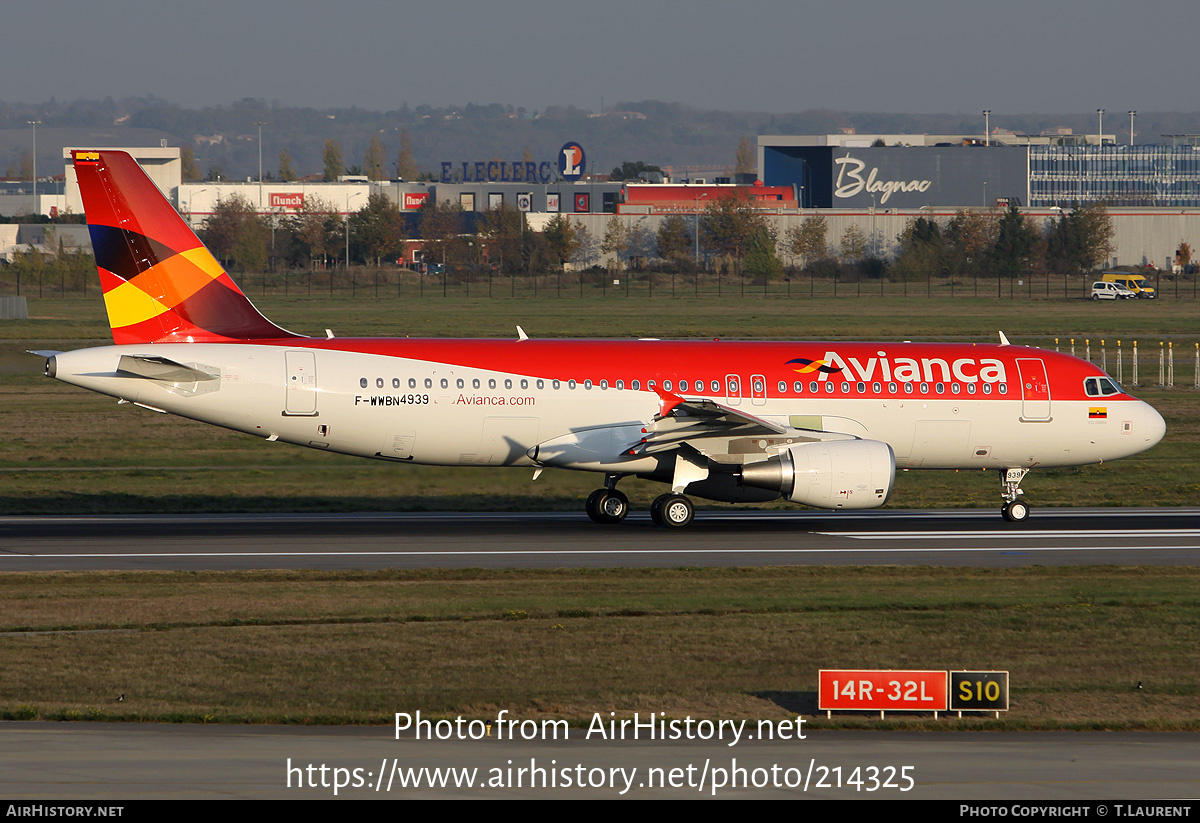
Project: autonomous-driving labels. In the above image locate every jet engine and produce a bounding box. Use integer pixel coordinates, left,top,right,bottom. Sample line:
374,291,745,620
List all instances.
739,439,894,510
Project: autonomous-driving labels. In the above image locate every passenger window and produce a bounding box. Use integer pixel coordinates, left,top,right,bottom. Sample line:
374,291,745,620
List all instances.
840,382,850,393
569,380,577,389
537,379,544,389
904,383,913,394
600,379,608,390
456,378,464,389
873,382,882,393
663,380,672,391
920,383,929,393
376,378,384,388
632,380,640,390
810,381,819,393
824,382,834,393
553,380,561,390
520,379,528,389
679,380,688,392
424,378,433,389
440,378,448,389
409,378,417,389
488,379,496,389
951,383,960,394
888,382,897,393
935,382,944,394
967,383,976,394
711,380,720,393
857,382,866,393
998,383,1008,394
616,380,624,390
983,383,992,394
504,379,512,389
392,378,400,389
359,378,368,388
473,378,480,389
584,379,593,389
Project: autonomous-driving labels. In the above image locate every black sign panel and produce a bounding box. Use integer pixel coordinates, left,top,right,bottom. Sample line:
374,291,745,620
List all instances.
950,670,1009,711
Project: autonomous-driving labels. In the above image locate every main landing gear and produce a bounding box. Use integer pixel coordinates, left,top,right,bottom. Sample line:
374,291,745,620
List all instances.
1000,468,1031,522
584,476,695,528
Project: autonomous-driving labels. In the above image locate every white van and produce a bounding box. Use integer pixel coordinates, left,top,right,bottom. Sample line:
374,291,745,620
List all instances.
1090,281,1135,300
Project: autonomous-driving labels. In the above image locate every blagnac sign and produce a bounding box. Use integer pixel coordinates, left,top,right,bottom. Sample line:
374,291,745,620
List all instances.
834,154,932,205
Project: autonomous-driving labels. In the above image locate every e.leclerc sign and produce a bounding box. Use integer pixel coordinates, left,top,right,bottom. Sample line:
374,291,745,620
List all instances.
439,141,586,185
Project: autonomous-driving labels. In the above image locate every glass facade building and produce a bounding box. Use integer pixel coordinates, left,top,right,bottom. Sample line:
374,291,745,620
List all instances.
1029,145,1200,207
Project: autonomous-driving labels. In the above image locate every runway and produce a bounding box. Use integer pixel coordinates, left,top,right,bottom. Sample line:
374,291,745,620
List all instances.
2,507,1198,570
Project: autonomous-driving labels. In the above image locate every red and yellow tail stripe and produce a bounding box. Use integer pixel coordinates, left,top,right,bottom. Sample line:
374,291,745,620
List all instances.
72,150,297,344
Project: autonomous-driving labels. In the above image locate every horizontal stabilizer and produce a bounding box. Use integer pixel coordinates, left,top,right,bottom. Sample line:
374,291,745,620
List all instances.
117,354,218,383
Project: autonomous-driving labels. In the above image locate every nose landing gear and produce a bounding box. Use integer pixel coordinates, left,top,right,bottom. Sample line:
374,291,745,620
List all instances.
1000,468,1031,522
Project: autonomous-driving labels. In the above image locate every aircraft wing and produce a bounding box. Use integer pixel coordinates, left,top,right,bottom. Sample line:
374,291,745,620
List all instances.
623,389,834,456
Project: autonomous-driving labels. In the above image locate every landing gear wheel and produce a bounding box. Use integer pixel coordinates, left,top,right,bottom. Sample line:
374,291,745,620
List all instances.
585,489,607,523
1002,500,1031,522
598,489,629,523
586,488,629,523
651,493,694,528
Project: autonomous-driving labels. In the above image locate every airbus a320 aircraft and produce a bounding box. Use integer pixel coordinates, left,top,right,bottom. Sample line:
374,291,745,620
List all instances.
41,150,1165,527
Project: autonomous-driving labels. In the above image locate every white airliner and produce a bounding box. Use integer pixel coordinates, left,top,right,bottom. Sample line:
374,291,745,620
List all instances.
41,150,1166,527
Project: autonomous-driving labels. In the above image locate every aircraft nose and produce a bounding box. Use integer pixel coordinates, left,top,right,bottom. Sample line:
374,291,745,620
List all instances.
1141,401,1166,448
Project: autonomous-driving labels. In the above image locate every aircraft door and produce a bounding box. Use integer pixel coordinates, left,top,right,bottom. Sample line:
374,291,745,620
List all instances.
725,374,742,406
1016,358,1051,421
750,373,767,406
284,351,318,416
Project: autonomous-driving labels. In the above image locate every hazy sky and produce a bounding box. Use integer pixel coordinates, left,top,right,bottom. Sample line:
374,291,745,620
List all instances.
8,0,1199,115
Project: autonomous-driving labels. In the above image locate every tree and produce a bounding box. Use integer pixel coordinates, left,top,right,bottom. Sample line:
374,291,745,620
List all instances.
892,216,945,282
944,209,999,275
783,215,828,267
200,194,267,272
278,149,296,182
743,225,782,278
610,161,663,181
734,137,754,176
623,221,655,269
542,213,579,269
289,196,338,269
839,225,866,262
364,136,386,182
180,146,202,182
480,202,523,273
571,222,599,268
19,152,33,182
323,139,343,182
655,215,693,264
989,204,1038,278
601,216,627,271
1045,203,1112,273
700,190,767,270
350,193,406,266
396,130,419,180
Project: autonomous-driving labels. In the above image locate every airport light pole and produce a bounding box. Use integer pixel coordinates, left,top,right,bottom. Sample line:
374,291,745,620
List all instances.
1097,109,1104,145
1128,111,1136,146
255,121,267,209
693,190,708,264
345,191,364,269
982,110,990,146
27,120,40,215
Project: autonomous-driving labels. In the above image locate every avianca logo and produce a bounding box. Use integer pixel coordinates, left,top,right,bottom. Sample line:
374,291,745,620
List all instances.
801,351,1009,384
787,357,842,375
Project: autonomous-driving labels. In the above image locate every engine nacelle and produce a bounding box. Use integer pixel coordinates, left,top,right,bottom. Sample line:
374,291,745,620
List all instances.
739,439,895,510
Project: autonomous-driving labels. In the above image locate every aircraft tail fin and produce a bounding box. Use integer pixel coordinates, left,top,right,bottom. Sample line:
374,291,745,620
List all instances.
71,150,299,344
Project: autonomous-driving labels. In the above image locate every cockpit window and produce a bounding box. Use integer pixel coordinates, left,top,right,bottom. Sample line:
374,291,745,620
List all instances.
1085,376,1123,397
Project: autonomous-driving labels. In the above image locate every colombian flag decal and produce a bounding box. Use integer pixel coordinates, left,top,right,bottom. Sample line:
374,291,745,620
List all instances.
1089,407,1108,419
787,357,842,375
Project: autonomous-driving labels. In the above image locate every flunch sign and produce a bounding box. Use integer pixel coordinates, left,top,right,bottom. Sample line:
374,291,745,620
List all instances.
270,193,305,209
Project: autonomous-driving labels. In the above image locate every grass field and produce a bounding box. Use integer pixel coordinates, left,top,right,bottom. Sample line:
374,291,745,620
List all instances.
1,293,1197,729
1,567,1197,729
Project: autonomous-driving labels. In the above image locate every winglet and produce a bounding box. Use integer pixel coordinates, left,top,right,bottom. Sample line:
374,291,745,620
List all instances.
998,330,1011,346
653,387,686,418
516,325,529,341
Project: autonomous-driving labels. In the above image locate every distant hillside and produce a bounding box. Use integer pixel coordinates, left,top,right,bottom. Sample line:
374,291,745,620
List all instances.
1,96,1198,181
